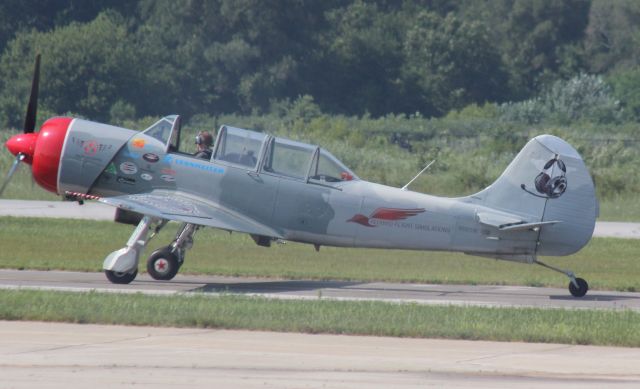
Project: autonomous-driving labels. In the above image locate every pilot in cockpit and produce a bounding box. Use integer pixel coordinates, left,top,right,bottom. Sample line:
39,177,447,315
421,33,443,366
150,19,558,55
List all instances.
240,148,257,166
194,131,213,160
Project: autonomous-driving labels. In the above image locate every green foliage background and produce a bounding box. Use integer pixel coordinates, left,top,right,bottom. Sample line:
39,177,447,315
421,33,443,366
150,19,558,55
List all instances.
1,0,638,122
0,0,639,202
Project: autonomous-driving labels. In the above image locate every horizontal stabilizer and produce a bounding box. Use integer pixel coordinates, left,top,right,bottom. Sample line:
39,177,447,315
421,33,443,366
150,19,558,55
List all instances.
476,211,522,228
499,220,561,232
476,210,560,232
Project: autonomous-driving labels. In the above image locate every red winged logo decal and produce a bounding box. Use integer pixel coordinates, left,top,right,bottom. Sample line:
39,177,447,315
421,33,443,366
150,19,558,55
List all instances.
347,207,425,227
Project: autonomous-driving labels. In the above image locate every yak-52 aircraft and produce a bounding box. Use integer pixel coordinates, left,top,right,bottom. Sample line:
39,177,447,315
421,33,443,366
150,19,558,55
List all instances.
2,56,598,297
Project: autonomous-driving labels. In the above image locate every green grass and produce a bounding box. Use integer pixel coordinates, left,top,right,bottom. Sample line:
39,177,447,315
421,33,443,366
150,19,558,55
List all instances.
0,289,638,347
598,194,640,221
1,216,639,291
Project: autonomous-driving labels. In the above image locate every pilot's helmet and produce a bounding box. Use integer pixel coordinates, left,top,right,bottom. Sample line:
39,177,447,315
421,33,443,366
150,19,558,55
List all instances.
195,131,213,147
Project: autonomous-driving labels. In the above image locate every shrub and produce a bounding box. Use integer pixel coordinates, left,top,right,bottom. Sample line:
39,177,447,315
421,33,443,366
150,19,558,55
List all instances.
499,74,622,124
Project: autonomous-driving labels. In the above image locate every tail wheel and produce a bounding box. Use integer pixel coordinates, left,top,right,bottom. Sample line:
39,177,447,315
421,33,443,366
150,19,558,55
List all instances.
105,268,138,284
147,247,180,281
569,278,589,297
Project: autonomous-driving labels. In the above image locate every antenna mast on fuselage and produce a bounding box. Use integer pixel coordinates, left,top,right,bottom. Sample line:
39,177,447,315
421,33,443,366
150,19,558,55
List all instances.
401,160,436,191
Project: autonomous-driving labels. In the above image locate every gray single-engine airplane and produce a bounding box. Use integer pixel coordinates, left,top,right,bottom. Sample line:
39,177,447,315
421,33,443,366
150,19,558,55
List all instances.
1,56,598,297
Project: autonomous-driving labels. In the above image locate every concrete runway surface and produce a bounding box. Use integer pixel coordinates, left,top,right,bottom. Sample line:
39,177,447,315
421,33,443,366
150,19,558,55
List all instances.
0,199,639,238
2,269,640,311
2,321,639,389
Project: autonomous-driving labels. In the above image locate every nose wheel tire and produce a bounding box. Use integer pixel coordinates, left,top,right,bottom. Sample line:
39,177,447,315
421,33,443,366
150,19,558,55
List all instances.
569,277,588,297
105,268,138,284
147,247,180,281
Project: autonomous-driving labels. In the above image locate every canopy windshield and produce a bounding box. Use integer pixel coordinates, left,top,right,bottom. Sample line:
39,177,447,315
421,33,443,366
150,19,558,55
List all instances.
262,138,316,180
142,115,181,151
262,137,358,183
190,122,358,182
214,125,268,169
309,148,358,183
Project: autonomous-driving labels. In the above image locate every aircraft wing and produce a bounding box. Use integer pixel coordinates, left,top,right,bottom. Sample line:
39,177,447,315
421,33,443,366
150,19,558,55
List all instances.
99,190,283,238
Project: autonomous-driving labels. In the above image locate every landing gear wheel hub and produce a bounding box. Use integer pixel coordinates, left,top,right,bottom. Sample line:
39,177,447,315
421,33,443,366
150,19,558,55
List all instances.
153,258,170,274
147,247,180,281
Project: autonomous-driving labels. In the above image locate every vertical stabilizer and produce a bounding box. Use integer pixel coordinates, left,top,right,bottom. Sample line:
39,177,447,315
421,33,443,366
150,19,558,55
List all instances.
464,135,597,256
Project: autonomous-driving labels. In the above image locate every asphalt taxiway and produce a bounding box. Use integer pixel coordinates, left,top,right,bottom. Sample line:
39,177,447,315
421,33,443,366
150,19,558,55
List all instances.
2,269,640,311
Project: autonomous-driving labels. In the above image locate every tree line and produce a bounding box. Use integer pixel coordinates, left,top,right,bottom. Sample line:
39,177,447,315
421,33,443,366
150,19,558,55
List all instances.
0,0,639,127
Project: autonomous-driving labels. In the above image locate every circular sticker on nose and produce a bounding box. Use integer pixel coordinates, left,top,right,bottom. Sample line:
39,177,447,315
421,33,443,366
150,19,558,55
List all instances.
119,162,138,175
143,153,160,163
140,173,153,181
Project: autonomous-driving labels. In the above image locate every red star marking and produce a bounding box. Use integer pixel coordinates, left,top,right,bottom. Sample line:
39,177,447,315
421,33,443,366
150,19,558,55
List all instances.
84,141,98,156
156,260,167,271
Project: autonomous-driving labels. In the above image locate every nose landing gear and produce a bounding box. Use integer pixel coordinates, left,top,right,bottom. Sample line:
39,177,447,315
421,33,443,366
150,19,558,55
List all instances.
103,216,156,284
105,268,139,284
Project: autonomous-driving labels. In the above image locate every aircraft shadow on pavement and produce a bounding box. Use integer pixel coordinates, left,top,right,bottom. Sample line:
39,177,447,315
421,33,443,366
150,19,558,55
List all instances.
183,282,519,296
549,294,640,302
187,280,364,294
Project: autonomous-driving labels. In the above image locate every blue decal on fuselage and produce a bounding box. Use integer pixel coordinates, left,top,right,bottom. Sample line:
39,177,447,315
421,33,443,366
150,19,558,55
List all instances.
122,150,141,159
164,155,224,174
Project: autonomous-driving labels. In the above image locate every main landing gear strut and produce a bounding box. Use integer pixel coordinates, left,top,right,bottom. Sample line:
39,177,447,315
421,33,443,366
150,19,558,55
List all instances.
534,259,589,297
103,217,198,284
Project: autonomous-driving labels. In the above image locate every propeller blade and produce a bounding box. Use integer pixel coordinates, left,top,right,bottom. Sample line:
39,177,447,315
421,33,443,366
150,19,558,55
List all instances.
23,54,41,134
0,153,25,196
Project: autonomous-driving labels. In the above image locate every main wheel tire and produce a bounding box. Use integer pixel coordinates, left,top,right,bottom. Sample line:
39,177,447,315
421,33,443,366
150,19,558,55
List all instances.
105,268,138,284
569,277,588,297
147,247,180,281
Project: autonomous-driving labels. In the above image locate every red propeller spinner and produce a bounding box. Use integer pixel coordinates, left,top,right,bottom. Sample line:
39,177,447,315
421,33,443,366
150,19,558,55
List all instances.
1,54,72,195
5,117,72,193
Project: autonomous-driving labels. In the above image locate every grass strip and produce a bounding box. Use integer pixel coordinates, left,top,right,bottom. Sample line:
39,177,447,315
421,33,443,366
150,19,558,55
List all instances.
1,289,639,347
2,217,639,291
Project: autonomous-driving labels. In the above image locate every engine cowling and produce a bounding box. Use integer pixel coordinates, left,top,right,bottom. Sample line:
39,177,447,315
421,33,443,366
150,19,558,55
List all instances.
57,118,137,196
